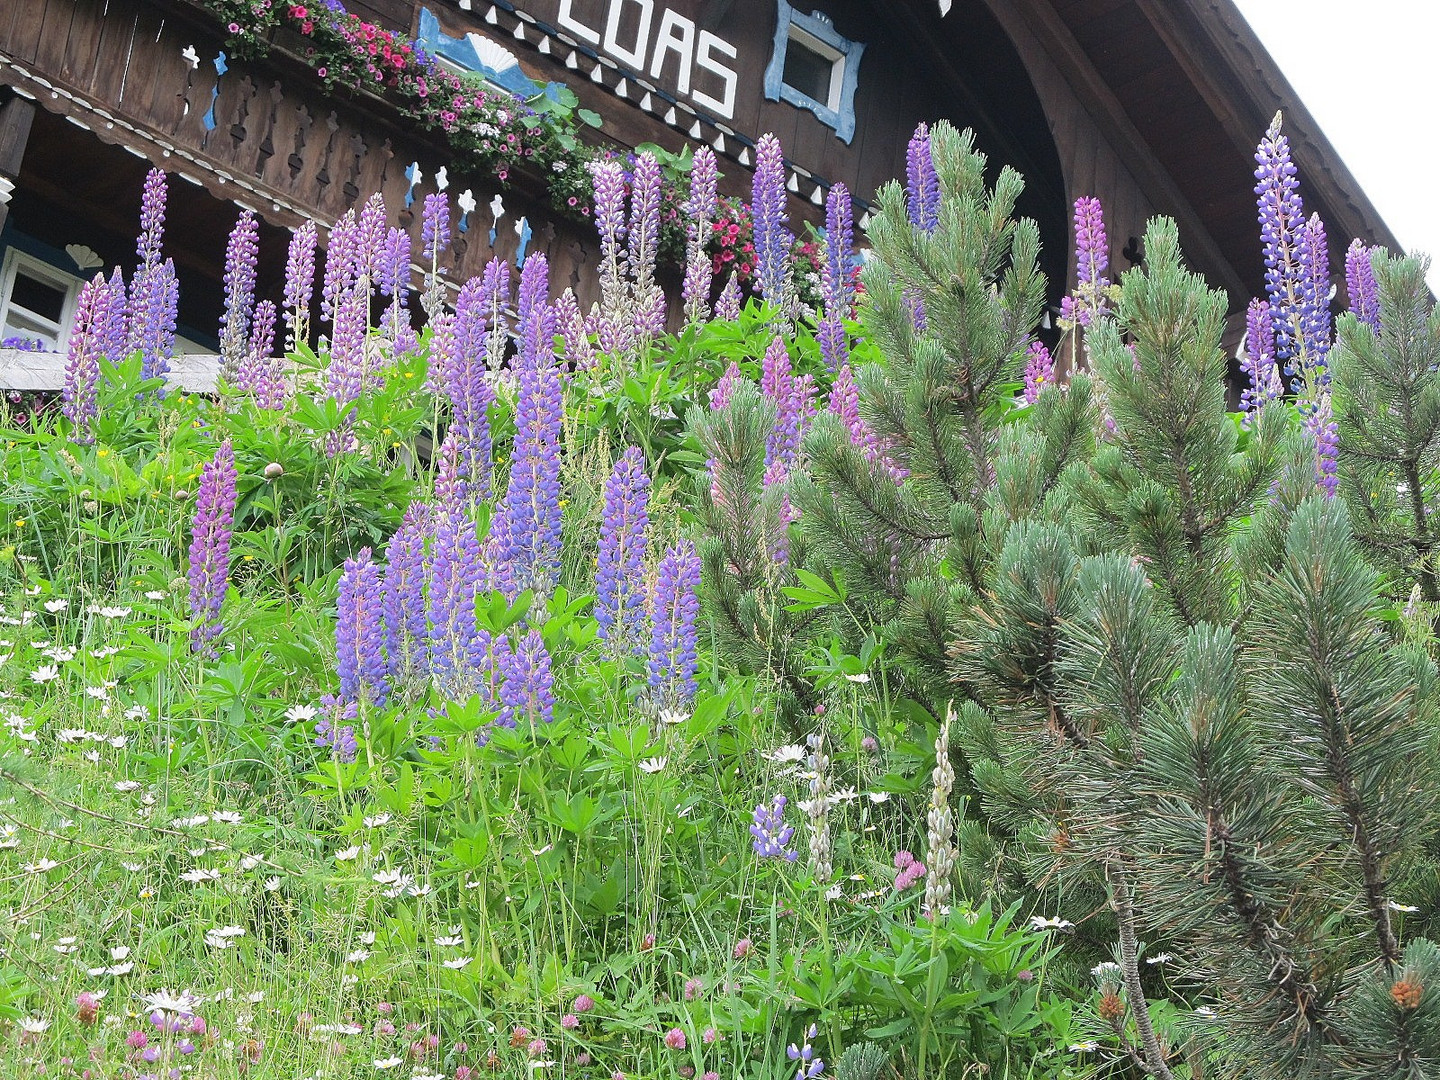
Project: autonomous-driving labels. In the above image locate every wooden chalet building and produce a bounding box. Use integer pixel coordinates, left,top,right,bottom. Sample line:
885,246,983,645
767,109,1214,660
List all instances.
0,0,1404,371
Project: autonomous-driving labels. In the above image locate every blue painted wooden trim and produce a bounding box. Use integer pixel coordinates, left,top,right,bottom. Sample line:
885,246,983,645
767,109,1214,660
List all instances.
762,2,864,144
416,7,541,98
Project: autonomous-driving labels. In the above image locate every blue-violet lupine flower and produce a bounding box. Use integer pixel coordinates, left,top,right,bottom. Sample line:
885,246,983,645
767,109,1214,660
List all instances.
187,440,238,657
284,221,318,348
383,501,431,679
99,267,130,364
1345,238,1381,333
555,288,595,369
715,274,742,321
1255,112,1330,392
1061,196,1110,328
596,447,651,652
1239,297,1284,416
428,506,489,691
787,1025,824,1080
220,209,260,369
61,273,113,442
648,539,702,711
130,259,178,385
752,132,793,310
322,209,358,322
830,363,907,483
628,152,666,338
591,160,630,338
683,145,718,323
502,254,563,595
906,123,939,233
818,182,854,371
136,167,167,272
495,628,556,728
751,794,797,861
1307,390,1339,498
1023,342,1054,405
337,547,390,706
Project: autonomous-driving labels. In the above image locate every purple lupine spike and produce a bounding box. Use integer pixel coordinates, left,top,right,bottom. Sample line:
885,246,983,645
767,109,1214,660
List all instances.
1298,211,1331,371
1306,390,1338,498
353,193,388,283
337,547,391,706
596,446,651,652
751,794,797,861
683,146,719,323
628,152,665,337
220,210,260,369
1239,298,1284,416
1063,196,1110,328
710,362,743,411
829,363,908,483
428,506,488,690
555,288,595,369
446,277,498,502
187,440,238,657
496,628,556,728
100,268,130,363
378,226,410,298
248,300,277,374
1345,238,1381,333
715,275,742,321
324,284,368,456
61,273,110,442
762,336,813,470
421,191,451,316
383,502,430,679
591,160,629,324
818,183,855,371
648,540,702,712
136,168,167,273
284,221,318,349
322,210,358,322
1256,112,1323,390
503,256,564,595
752,133,793,310
326,284,368,407
130,259,178,385
479,257,512,374
1023,342,1054,404
421,192,451,266
906,123,939,234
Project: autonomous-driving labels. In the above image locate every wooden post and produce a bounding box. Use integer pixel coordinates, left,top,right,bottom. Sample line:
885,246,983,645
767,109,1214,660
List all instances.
0,95,36,235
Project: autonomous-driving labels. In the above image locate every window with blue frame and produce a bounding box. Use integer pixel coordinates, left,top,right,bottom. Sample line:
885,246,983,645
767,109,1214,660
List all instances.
764,3,865,143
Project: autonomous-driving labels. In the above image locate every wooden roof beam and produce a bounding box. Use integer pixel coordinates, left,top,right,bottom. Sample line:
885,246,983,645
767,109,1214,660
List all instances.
979,0,1250,304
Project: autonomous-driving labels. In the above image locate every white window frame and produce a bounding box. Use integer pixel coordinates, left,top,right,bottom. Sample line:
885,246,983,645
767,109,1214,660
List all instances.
783,24,845,113
0,248,83,351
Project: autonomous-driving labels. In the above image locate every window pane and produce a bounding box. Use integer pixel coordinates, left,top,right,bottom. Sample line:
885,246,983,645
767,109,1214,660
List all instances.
10,270,67,324
783,37,834,105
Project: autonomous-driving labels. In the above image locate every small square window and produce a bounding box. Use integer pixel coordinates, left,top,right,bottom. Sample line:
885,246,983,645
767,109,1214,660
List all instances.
782,31,841,111
0,249,82,352
764,3,865,143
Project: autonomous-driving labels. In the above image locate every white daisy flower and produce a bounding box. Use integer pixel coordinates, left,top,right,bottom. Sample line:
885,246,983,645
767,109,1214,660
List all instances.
204,931,238,949
143,989,199,1016
373,1057,404,1070
843,672,871,683
23,858,59,873
120,862,143,872
363,812,392,828
335,846,361,862
442,956,473,969
867,792,891,804
768,744,805,764
1388,901,1420,913
171,815,210,828
89,961,134,977
17,1016,49,1033
263,877,283,892
144,591,168,601
84,685,109,700
212,810,242,824
29,665,59,684
1145,952,1174,965
114,780,141,792
434,933,463,947
123,705,149,721
283,704,318,724
638,756,667,773
43,599,68,613
346,949,371,963
180,867,221,884
98,607,132,619
107,735,126,749
239,854,261,871
658,708,688,725
1029,916,1075,932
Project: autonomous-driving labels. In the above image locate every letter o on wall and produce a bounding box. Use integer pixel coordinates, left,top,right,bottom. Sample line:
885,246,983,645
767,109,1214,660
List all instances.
603,0,655,70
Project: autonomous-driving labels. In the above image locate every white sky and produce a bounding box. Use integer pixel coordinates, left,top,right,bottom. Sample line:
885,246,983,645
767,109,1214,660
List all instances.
1232,0,1440,289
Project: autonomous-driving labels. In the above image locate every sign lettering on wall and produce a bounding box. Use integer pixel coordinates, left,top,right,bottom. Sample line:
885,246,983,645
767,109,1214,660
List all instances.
550,0,738,118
